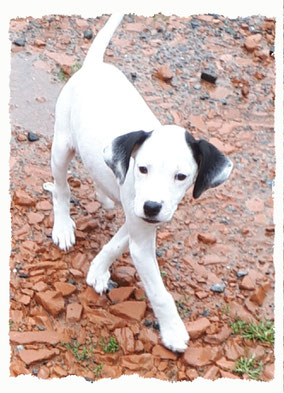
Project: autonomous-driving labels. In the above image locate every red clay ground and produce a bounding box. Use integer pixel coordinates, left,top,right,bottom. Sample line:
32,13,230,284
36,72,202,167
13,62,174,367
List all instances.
9,14,275,382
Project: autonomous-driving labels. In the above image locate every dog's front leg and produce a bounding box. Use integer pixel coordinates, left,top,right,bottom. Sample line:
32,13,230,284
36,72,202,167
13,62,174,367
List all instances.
86,223,129,294
128,223,189,352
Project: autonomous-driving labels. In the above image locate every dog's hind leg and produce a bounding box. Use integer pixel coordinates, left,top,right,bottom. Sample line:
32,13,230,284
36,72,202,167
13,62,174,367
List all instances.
95,186,115,210
44,126,76,250
86,223,129,294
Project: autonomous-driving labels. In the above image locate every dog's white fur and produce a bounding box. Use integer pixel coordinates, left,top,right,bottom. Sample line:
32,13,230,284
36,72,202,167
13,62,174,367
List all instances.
44,14,233,352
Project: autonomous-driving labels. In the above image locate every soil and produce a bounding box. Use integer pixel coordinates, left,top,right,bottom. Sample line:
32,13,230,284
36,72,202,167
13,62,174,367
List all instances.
9,13,275,382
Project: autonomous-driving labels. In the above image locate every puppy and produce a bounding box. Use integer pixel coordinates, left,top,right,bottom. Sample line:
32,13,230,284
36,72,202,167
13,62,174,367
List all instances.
44,13,233,352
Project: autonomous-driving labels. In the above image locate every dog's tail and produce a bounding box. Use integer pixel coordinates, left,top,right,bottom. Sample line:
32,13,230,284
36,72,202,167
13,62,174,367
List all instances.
83,13,124,67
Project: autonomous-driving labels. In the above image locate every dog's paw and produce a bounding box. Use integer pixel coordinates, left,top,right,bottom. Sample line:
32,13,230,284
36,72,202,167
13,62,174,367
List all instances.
160,320,189,353
86,265,111,295
52,217,76,251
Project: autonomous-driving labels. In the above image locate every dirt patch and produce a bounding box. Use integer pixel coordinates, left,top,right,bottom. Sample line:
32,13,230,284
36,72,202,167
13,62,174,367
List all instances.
9,13,275,382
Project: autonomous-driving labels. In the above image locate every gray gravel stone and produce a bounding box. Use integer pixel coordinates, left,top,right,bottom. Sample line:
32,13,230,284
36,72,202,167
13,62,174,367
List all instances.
210,283,226,293
236,270,248,278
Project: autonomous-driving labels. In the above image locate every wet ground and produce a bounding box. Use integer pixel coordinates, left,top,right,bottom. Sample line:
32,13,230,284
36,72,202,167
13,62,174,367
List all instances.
9,13,275,382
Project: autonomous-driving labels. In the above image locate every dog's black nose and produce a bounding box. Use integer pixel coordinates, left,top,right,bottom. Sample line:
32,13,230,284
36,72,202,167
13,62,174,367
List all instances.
143,201,162,217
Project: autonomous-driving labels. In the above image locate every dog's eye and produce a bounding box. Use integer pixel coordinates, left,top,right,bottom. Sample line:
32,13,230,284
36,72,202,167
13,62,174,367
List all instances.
175,173,187,181
139,166,148,174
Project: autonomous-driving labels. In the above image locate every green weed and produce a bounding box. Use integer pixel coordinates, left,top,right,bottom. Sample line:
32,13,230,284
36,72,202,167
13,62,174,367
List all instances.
175,295,191,319
231,320,274,343
58,63,82,81
234,355,263,380
61,340,95,362
99,337,120,353
93,363,103,378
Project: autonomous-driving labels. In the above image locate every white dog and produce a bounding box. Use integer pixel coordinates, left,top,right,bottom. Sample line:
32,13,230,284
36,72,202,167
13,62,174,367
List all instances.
44,13,233,352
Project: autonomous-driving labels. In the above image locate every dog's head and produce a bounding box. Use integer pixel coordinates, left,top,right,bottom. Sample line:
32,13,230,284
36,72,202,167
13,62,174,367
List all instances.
104,125,233,224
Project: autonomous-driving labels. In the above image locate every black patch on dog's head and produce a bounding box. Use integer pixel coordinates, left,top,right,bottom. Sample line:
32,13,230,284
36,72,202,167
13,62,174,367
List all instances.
104,130,152,184
185,131,233,198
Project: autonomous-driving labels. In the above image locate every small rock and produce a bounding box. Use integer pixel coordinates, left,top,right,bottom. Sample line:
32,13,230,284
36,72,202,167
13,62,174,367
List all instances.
13,189,35,206
61,64,72,76
236,270,248,278
35,96,46,103
109,301,147,322
36,200,52,211
83,29,93,39
200,93,209,100
139,326,159,349
186,317,211,339
13,38,26,47
10,330,63,345
210,283,226,293
201,71,217,84
16,294,31,305
87,309,126,330
203,254,228,265
244,33,262,51
69,268,84,278
108,286,135,303
85,200,100,214
124,22,146,33
114,327,135,354
71,252,87,271
219,370,239,379
224,339,245,360
152,344,177,360
76,216,98,231
120,354,153,371
27,132,39,142
17,133,26,142
100,364,122,379
203,365,219,380
239,276,255,290
200,309,210,317
27,211,45,225
75,18,89,29
37,365,50,379
153,65,173,83
111,266,136,286
35,290,65,316
33,39,46,48
196,291,209,300
45,50,76,67
263,363,274,380
10,359,29,377
241,84,249,97
197,232,217,245
229,301,256,323
143,319,152,327
19,348,58,366
186,368,199,381
66,302,83,322
18,273,30,279
54,281,76,296
216,357,235,372
183,346,217,367
153,321,160,330
250,284,267,306
204,325,232,344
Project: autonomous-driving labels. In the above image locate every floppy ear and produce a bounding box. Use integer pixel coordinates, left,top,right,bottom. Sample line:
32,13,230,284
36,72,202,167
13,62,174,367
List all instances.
103,130,152,185
185,132,233,199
